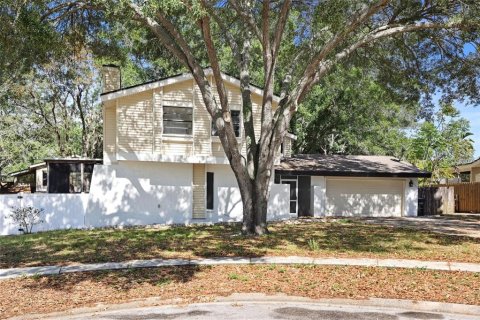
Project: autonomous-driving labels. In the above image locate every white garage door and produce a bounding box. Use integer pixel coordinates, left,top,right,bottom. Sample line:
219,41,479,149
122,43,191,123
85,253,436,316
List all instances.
326,178,404,217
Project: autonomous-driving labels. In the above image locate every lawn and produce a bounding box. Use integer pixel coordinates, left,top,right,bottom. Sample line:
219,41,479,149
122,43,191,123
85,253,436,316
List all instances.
2,265,480,318
1,219,479,268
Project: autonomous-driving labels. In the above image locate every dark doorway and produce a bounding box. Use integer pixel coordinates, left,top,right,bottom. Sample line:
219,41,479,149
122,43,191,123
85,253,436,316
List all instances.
298,176,312,217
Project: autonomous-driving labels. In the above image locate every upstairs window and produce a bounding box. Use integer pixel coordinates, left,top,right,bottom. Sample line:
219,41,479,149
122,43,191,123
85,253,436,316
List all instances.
163,106,193,135
212,110,241,137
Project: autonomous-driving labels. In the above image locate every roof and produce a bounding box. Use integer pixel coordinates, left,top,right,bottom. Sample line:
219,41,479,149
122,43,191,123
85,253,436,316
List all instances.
275,154,431,178
100,68,281,103
8,158,102,177
9,162,46,177
44,157,102,163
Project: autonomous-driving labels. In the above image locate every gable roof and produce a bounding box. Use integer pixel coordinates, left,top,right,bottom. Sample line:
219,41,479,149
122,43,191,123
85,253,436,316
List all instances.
275,154,431,178
101,68,281,103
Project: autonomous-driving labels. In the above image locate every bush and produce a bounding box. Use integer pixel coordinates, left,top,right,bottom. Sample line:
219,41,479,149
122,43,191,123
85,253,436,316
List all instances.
7,206,44,234
307,238,320,251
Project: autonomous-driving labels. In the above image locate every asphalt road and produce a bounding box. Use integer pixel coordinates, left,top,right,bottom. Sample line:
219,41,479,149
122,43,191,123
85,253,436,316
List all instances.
40,301,479,320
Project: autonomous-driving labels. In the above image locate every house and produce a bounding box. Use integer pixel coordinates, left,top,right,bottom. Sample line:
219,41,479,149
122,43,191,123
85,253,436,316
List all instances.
8,158,102,193
84,66,429,228
456,157,480,182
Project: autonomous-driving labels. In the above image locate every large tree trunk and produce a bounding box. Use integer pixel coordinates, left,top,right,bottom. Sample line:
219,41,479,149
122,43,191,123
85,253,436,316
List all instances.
239,178,271,235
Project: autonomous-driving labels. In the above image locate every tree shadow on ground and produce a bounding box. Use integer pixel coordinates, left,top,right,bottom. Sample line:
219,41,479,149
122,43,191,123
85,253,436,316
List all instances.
1,220,480,269
21,265,203,292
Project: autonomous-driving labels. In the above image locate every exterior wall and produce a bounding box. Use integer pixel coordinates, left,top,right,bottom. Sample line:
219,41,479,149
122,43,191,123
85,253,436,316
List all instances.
117,91,154,154
312,176,418,217
102,77,281,164
203,164,292,223
192,164,206,219
0,194,88,235
35,168,47,192
472,167,480,182
103,101,117,164
283,136,293,157
86,162,193,227
404,178,418,217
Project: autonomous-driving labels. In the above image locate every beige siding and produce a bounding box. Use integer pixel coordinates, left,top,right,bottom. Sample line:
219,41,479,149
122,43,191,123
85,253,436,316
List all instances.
251,95,263,141
211,141,225,157
161,139,193,155
472,167,480,182
163,80,193,106
194,82,212,156
105,75,277,160
117,91,153,153
104,103,117,156
192,164,206,218
284,136,292,157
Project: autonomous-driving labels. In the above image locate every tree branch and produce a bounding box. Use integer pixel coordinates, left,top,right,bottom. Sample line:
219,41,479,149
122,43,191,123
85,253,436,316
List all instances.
229,0,262,41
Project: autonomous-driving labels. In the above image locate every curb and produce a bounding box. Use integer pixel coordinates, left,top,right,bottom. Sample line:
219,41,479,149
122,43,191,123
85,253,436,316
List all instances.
10,295,480,319
1,256,480,280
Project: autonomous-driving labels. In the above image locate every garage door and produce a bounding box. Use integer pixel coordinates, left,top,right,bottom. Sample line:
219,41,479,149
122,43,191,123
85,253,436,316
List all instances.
326,178,404,217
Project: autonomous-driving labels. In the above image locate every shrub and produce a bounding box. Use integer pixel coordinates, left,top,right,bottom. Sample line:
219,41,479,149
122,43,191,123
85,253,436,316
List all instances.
307,238,320,251
7,206,45,234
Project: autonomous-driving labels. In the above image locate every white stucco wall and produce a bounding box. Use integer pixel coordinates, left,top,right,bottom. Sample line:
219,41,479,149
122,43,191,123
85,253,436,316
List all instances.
204,164,292,222
86,162,194,227
404,178,418,217
0,194,87,235
86,162,293,228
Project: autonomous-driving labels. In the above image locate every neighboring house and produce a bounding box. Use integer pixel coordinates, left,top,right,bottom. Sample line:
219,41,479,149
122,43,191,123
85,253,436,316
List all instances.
8,158,102,193
85,67,429,228
456,157,480,182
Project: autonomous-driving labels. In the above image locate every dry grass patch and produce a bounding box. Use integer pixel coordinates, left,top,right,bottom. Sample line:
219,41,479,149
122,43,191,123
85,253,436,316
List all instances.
1,220,480,268
1,265,480,318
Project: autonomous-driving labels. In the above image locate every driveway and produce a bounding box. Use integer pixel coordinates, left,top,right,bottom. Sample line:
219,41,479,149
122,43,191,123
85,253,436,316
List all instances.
32,295,480,320
357,214,480,238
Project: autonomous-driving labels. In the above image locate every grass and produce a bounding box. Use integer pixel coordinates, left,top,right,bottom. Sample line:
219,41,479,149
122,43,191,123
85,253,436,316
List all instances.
2,265,480,318
1,219,480,268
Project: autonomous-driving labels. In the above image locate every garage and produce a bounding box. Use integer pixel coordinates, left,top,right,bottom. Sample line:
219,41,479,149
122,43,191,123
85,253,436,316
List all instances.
275,154,431,217
325,178,404,216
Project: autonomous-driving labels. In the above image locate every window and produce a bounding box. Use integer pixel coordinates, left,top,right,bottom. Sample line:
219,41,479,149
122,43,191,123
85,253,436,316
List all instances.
212,110,241,137
163,106,193,135
206,172,214,210
42,171,47,187
69,172,82,193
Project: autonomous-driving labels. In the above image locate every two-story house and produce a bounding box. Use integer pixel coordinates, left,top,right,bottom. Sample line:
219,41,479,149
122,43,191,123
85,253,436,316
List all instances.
85,66,429,228
85,67,293,227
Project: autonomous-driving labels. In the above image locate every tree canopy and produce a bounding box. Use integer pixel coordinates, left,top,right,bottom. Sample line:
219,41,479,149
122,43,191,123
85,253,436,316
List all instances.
1,0,479,233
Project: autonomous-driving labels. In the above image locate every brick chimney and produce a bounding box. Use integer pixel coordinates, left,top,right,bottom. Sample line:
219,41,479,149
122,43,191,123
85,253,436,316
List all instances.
101,64,121,93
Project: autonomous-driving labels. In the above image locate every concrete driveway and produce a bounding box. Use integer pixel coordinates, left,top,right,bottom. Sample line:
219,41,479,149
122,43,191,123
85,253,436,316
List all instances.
357,214,480,238
31,295,480,320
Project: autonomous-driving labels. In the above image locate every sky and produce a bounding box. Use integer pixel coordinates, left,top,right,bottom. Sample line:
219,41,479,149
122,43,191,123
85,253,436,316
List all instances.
457,102,480,158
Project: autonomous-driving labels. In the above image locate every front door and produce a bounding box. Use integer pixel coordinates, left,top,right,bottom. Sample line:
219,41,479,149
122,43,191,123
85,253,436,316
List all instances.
298,176,312,217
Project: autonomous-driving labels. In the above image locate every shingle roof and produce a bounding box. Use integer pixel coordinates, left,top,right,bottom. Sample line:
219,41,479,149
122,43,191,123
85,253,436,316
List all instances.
275,154,431,178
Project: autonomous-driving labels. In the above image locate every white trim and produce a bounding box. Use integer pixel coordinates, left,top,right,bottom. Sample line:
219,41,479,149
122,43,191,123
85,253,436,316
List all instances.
101,69,281,104
162,134,194,142
116,151,230,164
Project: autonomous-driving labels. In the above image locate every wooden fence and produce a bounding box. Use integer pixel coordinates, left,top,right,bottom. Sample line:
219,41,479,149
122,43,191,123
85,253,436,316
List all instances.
435,182,480,213
418,186,455,215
